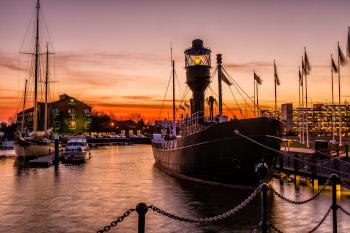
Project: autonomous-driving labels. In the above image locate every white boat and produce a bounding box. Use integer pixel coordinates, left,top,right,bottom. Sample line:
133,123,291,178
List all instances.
62,137,90,162
1,140,14,149
14,0,54,159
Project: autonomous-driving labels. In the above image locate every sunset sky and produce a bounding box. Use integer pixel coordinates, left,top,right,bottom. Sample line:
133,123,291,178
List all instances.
0,0,350,122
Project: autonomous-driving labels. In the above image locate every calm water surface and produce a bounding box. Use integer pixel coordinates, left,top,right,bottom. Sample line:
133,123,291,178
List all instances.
1,145,350,233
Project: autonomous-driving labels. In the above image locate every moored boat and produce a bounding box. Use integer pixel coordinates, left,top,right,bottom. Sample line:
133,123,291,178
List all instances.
152,39,283,186
14,0,54,159
62,137,90,162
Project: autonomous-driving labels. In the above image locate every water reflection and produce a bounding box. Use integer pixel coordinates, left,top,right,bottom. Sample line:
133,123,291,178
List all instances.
0,145,349,233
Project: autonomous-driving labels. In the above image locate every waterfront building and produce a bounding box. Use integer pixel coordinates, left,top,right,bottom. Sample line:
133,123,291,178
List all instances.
281,103,293,134
292,104,350,137
17,94,92,134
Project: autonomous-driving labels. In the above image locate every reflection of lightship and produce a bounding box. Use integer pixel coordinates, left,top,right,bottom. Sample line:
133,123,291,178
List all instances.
14,0,54,159
152,39,283,186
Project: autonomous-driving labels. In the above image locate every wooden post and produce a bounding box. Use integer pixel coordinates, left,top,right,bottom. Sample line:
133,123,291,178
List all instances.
54,134,59,165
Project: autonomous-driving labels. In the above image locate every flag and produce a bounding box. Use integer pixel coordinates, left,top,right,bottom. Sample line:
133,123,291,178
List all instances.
254,72,262,85
331,56,338,73
302,59,307,74
304,50,311,74
299,69,303,86
179,104,185,111
274,60,280,86
347,27,350,57
221,70,232,86
338,44,347,65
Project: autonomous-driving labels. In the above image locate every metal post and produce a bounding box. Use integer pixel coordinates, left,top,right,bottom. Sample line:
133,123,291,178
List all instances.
54,134,59,164
136,202,148,233
345,144,349,160
260,183,269,233
331,174,339,233
336,144,340,157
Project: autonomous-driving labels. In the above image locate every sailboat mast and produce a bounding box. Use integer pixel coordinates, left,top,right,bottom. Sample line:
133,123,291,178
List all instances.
21,79,28,132
217,54,223,117
33,0,40,132
44,42,49,132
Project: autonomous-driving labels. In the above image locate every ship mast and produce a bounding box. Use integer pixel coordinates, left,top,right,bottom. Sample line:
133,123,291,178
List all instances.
44,42,49,132
21,79,28,132
33,0,40,132
217,54,223,117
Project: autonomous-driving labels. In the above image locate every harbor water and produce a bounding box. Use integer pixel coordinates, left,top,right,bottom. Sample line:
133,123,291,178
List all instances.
1,145,350,233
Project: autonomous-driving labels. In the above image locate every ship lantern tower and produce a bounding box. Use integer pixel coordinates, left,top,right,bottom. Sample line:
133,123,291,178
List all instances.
184,39,211,121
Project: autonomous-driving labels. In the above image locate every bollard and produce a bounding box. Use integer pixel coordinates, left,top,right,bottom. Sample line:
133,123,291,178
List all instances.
293,154,299,181
260,183,269,233
54,134,59,165
336,144,339,157
331,174,339,233
311,155,317,187
279,154,284,173
136,202,148,233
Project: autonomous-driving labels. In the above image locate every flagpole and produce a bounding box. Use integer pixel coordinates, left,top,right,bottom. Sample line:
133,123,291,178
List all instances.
257,81,259,114
304,48,309,148
298,67,301,143
301,56,305,144
331,54,335,143
253,71,256,117
274,60,277,113
337,41,342,146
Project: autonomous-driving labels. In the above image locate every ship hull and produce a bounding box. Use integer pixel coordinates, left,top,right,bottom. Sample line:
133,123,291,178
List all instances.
152,117,283,186
14,142,54,159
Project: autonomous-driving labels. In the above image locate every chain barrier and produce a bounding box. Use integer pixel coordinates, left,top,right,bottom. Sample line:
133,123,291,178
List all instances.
307,205,332,233
339,179,350,190
270,178,330,205
149,184,262,224
269,223,284,233
96,208,135,233
234,130,350,178
338,205,350,216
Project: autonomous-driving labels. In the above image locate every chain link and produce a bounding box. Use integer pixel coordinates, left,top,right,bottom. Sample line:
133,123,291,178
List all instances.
307,205,332,233
270,178,330,205
339,179,350,190
338,205,350,216
96,208,135,233
149,184,262,224
269,223,284,233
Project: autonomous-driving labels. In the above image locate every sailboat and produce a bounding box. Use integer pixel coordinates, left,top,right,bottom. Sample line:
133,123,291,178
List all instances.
152,39,283,186
14,0,54,159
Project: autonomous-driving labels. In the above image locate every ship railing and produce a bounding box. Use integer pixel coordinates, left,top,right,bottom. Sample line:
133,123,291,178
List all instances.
152,138,177,150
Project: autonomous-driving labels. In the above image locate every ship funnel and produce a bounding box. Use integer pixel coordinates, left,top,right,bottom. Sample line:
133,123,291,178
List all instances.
184,39,211,120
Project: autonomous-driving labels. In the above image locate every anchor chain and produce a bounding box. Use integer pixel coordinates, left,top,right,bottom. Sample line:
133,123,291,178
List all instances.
96,208,135,233
338,205,350,216
307,205,332,233
270,179,330,205
149,184,262,224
